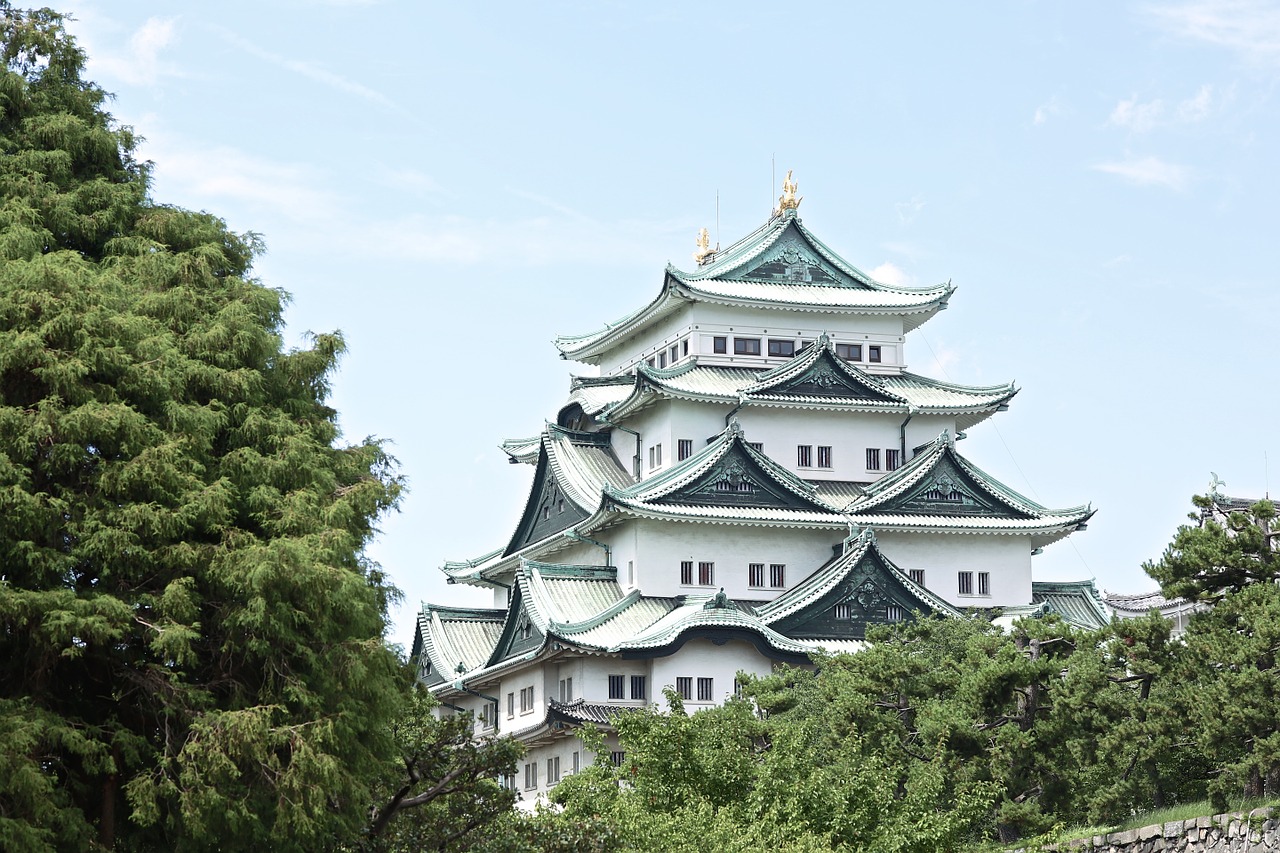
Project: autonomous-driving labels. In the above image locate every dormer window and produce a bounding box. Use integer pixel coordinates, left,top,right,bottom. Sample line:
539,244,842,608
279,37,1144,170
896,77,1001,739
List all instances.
734,337,761,355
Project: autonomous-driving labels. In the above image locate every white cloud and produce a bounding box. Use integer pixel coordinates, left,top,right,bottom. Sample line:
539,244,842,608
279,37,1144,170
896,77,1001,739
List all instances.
1092,155,1190,190
1109,95,1166,132
1148,0,1280,64
868,262,912,286
73,14,180,87
1177,83,1215,120
894,196,925,225
1033,97,1062,126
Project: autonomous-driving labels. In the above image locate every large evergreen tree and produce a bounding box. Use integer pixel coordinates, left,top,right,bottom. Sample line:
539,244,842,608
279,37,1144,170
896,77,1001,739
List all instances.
0,6,408,849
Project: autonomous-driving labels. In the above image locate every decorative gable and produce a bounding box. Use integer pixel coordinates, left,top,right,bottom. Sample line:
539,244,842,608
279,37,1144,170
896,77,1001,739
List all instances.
892,455,1034,519
486,586,545,666
740,232,845,285
504,445,591,555
653,441,820,510
762,348,900,401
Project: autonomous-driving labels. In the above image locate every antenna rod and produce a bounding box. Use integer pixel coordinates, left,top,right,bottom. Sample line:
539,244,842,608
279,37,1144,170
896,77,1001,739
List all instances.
716,189,720,248
771,154,775,211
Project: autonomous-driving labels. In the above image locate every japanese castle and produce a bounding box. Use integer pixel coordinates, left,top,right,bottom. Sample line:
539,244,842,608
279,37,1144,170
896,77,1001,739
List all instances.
412,176,1104,800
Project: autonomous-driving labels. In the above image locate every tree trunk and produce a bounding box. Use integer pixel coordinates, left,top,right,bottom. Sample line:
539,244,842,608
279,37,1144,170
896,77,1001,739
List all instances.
1265,761,1280,797
1245,764,1264,799
99,772,117,849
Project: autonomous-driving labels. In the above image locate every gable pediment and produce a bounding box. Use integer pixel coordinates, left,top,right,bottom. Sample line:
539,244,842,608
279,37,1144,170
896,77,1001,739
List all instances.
889,454,1034,519
653,442,819,511
757,349,900,401
735,226,853,286
504,447,591,555
487,587,545,666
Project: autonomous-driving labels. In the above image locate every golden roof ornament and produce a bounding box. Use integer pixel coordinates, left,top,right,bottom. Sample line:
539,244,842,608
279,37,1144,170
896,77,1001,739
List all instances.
693,226,716,264
776,169,802,214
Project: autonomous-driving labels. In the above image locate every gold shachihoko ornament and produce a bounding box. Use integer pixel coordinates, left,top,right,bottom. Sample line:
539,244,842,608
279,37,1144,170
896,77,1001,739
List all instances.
693,227,715,264
777,169,802,213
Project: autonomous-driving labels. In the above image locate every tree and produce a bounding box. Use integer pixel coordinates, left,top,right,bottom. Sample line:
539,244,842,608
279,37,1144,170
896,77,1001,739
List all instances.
0,6,408,849
1144,494,1278,602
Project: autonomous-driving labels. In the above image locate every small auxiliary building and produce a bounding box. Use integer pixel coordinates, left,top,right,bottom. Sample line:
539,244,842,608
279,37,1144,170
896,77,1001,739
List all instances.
413,178,1100,801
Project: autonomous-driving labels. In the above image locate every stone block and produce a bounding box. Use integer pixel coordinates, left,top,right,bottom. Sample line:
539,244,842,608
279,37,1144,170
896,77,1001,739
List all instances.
1139,824,1163,841
1165,820,1183,837
1111,828,1139,844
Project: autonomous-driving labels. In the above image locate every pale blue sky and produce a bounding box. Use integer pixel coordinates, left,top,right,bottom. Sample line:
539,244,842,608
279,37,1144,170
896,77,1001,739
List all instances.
63,1,1280,649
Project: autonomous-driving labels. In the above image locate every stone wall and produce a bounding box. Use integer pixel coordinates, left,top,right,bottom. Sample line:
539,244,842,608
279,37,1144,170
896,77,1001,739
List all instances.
1026,807,1280,852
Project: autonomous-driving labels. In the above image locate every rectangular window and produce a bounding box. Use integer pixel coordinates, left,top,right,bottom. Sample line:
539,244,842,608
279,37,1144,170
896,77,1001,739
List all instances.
797,445,813,467
680,560,693,585
678,439,693,461
734,337,761,355
713,336,727,354
908,568,925,586
747,442,764,453
520,686,535,713
768,339,795,357
610,751,626,767
886,449,902,471
866,448,881,470
507,692,514,718
868,345,882,363
572,751,580,774
676,677,693,700
682,340,689,357
657,352,667,368
887,603,904,622
978,572,990,596
558,677,573,702
631,675,646,701
647,357,655,367
697,677,714,702
627,560,634,586
817,446,832,468
958,571,974,596
669,345,679,364
770,563,786,588
525,762,538,790
834,602,852,620
547,756,560,783
698,561,714,585
748,563,764,587
608,674,624,700
648,444,662,469
836,343,862,361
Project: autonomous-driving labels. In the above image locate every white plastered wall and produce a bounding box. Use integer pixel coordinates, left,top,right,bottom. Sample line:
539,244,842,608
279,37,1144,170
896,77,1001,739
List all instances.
874,531,1033,608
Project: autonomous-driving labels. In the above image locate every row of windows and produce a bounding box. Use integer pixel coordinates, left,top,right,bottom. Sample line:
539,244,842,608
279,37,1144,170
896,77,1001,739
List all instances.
607,674,648,700
651,441,902,472
709,337,885,363
646,339,691,369
834,601,906,621
866,448,903,471
507,685,537,718
521,753,582,790
958,571,991,596
675,676,715,702
679,561,786,588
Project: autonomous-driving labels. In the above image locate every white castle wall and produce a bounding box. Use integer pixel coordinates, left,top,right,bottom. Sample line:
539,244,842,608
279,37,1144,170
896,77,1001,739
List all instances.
875,531,1033,608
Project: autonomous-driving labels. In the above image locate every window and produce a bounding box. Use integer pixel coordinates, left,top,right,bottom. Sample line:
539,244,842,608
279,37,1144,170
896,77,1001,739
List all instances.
698,561,714,585
866,448,881,470
868,345,882,363
887,604,904,622
631,675,646,700
648,444,662,469
572,751,580,774
559,677,573,702
770,563,786,588
524,762,538,790
978,572,990,596
608,674,624,700
682,340,689,357
542,505,550,520
958,571,974,595
748,563,764,587
547,756,561,784
768,339,795,357
817,446,832,468
557,498,564,513
669,345,679,364
627,560,634,586
886,449,902,471
647,357,655,367
734,337,761,355
748,442,764,452
678,439,693,461
676,677,693,700
697,677,714,702
836,343,862,361
797,445,813,467
610,751,626,767
658,352,667,368
834,602,852,620
680,560,693,585
507,692,514,718
713,336,727,354
908,568,925,586
520,686,535,713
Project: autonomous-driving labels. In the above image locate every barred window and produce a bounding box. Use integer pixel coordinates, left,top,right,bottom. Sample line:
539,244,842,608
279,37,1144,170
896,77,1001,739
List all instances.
797,445,813,467
676,677,692,700
866,448,881,471
978,572,990,596
770,564,786,588
958,572,974,595
748,563,764,587
631,675,646,700
680,560,693,585
697,677,714,701
817,446,832,468
908,568,925,586
678,439,693,461
608,674,624,699
698,561,714,585
887,604,904,622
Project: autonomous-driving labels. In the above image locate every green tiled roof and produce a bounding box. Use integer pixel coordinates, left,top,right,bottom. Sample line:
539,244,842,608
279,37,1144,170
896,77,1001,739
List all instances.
1030,580,1112,631
413,604,507,686
555,211,953,363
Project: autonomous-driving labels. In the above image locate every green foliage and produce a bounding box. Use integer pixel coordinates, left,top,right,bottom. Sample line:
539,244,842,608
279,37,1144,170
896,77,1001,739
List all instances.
1144,495,1278,601
0,5,410,849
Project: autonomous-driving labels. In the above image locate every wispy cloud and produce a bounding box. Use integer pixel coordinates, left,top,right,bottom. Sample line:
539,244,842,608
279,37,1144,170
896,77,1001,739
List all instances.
1108,85,1217,132
72,14,181,87
1033,96,1062,126
868,261,912,287
894,196,925,225
212,26,419,124
1147,0,1280,65
1092,154,1190,190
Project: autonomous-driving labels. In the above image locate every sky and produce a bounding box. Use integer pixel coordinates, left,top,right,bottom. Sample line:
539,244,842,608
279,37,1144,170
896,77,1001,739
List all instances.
58,0,1280,651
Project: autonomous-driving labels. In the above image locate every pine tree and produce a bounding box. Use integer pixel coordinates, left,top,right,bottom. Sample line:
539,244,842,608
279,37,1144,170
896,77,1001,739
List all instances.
0,6,407,849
